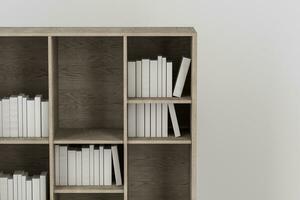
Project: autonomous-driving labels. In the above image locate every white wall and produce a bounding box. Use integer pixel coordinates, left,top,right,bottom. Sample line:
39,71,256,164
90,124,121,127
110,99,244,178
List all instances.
1,0,300,199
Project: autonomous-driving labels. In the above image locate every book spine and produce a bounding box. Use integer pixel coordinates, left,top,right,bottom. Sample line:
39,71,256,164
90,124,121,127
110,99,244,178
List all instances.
162,104,168,137
112,145,122,186
82,147,90,185
94,148,100,185
41,101,49,137
13,173,18,200
76,151,82,186
8,178,13,200
150,60,158,138
104,147,112,186
40,172,47,200
156,103,162,137
55,145,60,185
32,177,40,200
18,95,23,137
59,146,68,185
144,103,151,137
173,57,191,97
17,173,22,200
136,61,144,137
156,56,163,138
128,61,136,97
22,97,27,137
0,176,8,200
136,61,142,98
34,95,42,137
27,99,35,137
89,145,94,185
9,96,18,137
128,104,136,137
162,58,167,97
167,62,173,97
26,179,32,200
99,145,104,185
141,59,150,97
150,104,156,137
67,150,76,186
22,174,26,200
168,104,181,137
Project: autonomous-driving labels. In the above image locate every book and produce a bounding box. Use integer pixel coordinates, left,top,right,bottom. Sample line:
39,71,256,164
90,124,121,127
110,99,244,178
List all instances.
150,104,156,137
157,56,163,98
18,95,23,137
2,98,10,137
40,172,47,200
0,175,8,200
162,104,168,137
128,61,136,97
26,179,32,200
89,145,94,185
128,104,136,137
162,57,167,97
99,145,104,185
0,100,2,137
32,176,40,200
59,145,68,185
68,150,76,185
167,62,173,97
145,103,151,137
94,148,100,185
136,60,144,137
112,145,122,186
22,173,27,200
76,150,82,186
9,96,18,137
150,60,158,97
104,147,112,185
17,172,22,200
82,147,90,185
136,61,142,97
34,95,42,137
27,99,35,137
156,56,163,138
55,145,60,185
156,103,162,137
142,59,150,97
13,172,18,200
168,104,181,137
173,57,191,97
22,96,27,137
8,177,13,200
41,101,49,137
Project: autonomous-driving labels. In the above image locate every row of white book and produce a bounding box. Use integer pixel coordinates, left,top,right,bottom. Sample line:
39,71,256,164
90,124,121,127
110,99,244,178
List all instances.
127,57,191,138
0,171,47,200
55,145,122,186
0,95,49,138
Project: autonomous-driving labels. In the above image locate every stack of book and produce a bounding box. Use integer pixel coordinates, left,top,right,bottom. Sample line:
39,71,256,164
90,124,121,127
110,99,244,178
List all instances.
0,171,47,200
55,145,122,186
128,57,191,138
0,94,48,138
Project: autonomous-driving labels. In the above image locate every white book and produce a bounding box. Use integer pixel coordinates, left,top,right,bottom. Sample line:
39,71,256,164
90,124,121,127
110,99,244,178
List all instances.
94,148,100,185
104,147,112,186
27,99,35,137
2,98,10,137
34,95,42,137
8,177,13,200
76,151,82,186
55,145,60,185
26,179,32,200
18,95,23,137
22,173,27,200
145,103,151,137
162,104,168,137
150,60,158,97
13,172,19,200
99,146,104,185
82,147,90,185
156,103,162,137
167,62,173,97
22,97,27,137
112,145,122,186
162,57,167,97
32,176,40,200
136,104,144,137
89,145,94,185
168,104,181,137
136,61,142,97
128,61,136,97
17,172,22,200
0,100,2,137
41,101,49,137
150,104,156,137
10,96,19,137
173,57,191,97
0,175,8,200
68,150,76,186
142,59,150,97
157,56,163,97
59,145,68,185
128,104,136,137
40,172,47,200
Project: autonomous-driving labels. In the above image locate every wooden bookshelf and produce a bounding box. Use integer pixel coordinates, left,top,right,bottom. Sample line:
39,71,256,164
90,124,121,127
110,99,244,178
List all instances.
0,27,197,200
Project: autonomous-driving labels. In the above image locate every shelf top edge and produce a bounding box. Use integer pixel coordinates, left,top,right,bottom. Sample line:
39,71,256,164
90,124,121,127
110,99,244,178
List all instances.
0,27,197,36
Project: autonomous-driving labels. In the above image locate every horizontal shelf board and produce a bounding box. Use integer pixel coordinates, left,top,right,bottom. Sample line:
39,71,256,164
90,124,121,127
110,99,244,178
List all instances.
54,128,123,144
127,97,192,104
54,186,124,194
0,137,49,144
128,135,191,144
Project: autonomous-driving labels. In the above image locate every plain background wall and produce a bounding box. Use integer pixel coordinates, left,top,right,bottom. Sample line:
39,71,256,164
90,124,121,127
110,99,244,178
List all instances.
1,0,300,199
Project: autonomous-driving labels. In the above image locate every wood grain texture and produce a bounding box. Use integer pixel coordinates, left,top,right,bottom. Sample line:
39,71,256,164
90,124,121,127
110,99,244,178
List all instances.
127,36,192,97
0,138,49,144
128,145,190,200
55,193,123,200
127,133,191,144
123,36,128,200
57,37,123,129
55,186,124,193
127,97,192,104
0,37,48,98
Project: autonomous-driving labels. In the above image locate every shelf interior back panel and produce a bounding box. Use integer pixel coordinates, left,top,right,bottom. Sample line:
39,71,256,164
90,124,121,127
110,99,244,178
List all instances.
128,144,190,200
127,36,192,97
56,194,123,200
57,37,124,129
0,37,48,98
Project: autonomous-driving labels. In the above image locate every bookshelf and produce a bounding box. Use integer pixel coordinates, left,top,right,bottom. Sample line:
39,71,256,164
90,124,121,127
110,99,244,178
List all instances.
0,27,197,200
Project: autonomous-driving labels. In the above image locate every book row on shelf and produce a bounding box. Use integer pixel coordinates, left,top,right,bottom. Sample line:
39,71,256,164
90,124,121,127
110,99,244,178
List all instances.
55,145,122,186
0,171,47,200
0,94,48,138
127,56,191,138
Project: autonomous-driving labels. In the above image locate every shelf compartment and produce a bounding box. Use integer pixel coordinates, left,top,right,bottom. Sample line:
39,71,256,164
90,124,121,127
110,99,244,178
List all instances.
54,128,123,144
128,144,190,200
127,97,192,104
0,137,49,144
128,133,191,144
54,185,124,193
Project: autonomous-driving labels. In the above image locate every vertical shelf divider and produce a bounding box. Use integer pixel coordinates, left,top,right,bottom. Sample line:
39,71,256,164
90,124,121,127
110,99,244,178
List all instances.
123,35,128,200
